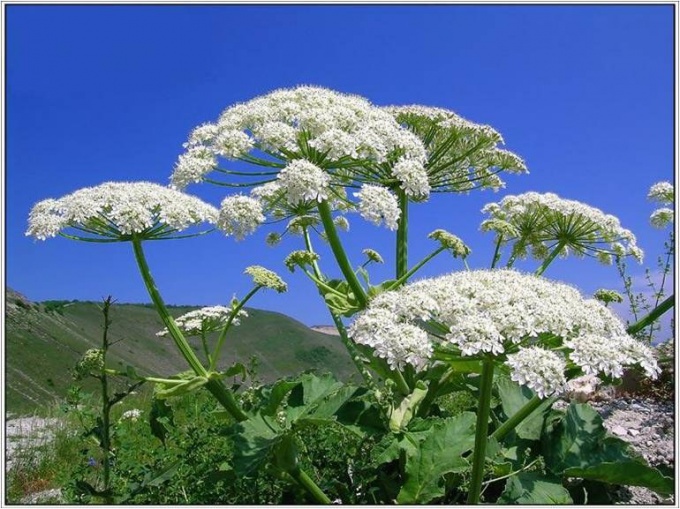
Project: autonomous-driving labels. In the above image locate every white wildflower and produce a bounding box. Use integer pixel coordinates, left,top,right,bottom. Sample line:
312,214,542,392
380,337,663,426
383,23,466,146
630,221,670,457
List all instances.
171,146,217,190
217,195,265,239
650,208,673,229
277,159,330,204
647,181,674,204
120,409,143,422
354,185,400,230
481,192,642,263
157,306,246,338
505,347,567,399
244,266,287,293
26,182,218,241
391,158,431,198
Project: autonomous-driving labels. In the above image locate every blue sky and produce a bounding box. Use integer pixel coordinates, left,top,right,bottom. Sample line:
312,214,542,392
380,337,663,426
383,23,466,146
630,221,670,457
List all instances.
5,4,675,330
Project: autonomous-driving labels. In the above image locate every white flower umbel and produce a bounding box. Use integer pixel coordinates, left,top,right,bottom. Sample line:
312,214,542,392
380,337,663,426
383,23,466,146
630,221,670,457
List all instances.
354,184,401,230
278,159,330,204
481,192,643,263
171,86,427,195
157,306,247,338
385,105,527,193
120,409,143,422
349,269,659,394
217,195,265,239
505,347,567,399
648,181,674,228
26,182,218,241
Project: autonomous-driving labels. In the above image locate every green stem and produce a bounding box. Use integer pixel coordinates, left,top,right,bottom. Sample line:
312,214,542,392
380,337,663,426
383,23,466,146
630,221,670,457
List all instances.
210,286,260,371
200,330,212,366
626,294,674,336
491,395,549,442
99,297,113,503
396,189,409,279
467,359,495,504
535,241,567,276
388,247,445,290
132,237,247,422
291,468,332,504
317,200,367,308
132,237,206,376
490,235,504,269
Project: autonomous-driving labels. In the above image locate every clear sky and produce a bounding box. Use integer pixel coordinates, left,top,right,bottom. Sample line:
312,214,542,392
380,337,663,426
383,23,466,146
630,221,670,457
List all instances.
5,4,675,329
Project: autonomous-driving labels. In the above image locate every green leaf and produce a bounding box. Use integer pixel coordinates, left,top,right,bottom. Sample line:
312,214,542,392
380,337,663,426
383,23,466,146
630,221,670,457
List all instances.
396,412,476,504
230,412,282,475
496,375,552,441
261,379,300,417
543,403,674,495
389,381,428,432
149,398,174,445
286,372,343,422
564,462,674,496
222,362,248,382
498,472,573,504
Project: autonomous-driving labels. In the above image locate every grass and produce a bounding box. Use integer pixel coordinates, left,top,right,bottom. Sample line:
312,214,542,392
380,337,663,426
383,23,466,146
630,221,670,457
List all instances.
5,288,356,415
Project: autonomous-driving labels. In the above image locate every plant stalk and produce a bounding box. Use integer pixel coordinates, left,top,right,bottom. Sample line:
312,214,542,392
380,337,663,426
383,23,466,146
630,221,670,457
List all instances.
535,240,566,276
467,359,495,504
317,200,367,308
211,286,260,371
291,468,332,504
131,237,247,422
396,189,409,279
626,294,674,336
491,395,548,442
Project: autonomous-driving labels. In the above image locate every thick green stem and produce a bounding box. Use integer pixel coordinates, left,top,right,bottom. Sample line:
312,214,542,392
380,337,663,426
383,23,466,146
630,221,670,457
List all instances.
467,359,495,504
211,286,260,371
317,200,367,308
491,395,549,442
132,237,206,376
132,237,247,422
291,468,332,504
626,294,674,336
99,297,113,503
396,189,409,279
535,241,566,276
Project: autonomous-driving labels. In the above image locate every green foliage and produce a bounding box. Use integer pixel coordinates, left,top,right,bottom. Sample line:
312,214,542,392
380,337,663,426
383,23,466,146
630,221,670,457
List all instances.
542,403,673,496
498,472,573,504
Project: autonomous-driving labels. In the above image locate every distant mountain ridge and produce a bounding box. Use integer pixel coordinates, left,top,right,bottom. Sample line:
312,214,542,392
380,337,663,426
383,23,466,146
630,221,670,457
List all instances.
5,288,356,415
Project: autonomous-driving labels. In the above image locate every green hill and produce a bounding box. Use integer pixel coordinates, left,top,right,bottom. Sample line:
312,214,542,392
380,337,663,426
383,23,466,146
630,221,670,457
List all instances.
5,288,356,415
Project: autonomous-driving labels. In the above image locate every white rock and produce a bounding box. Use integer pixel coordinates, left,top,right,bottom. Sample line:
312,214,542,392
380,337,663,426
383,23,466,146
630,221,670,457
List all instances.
611,425,628,436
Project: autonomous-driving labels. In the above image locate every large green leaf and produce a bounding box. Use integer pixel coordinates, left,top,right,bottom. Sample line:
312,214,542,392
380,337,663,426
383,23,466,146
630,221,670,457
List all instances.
396,412,476,504
498,472,573,504
230,412,282,475
286,372,344,422
564,462,674,496
543,403,673,495
496,375,552,441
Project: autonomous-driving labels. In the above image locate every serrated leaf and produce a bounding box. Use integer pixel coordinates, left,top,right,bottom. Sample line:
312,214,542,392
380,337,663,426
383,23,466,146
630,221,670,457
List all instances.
261,379,300,416
543,403,674,495
396,412,476,504
222,362,248,382
499,472,573,504
230,412,282,475
286,372,343,422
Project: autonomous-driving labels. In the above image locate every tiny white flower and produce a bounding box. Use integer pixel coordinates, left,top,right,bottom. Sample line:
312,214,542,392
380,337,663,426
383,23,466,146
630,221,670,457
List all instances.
354,185,400,230
217,195,265,239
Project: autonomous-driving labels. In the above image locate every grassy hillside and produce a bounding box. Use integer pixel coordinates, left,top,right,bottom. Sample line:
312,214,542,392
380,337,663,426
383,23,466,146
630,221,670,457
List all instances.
5,289,356,415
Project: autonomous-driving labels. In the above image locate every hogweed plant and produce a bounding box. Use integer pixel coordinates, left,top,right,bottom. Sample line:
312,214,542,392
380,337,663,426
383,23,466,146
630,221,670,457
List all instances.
27,86,674,504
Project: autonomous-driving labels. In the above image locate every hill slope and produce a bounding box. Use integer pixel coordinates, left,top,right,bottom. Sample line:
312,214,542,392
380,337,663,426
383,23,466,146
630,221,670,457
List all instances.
5,289,356,415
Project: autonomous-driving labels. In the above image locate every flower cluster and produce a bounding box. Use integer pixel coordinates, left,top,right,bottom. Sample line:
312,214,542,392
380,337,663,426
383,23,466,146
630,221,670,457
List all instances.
354,185,401,230
648,181,674,229
120,409,143,422
284,250,320,272
481,192,643,264
244,266,287,293
157,306,247,338
26,182,218,241
348,270,659,398
171,86,428,196
385,105,527,193
73,349,104,380
217,195,265,239
593,288,624,305
428,229,471,258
